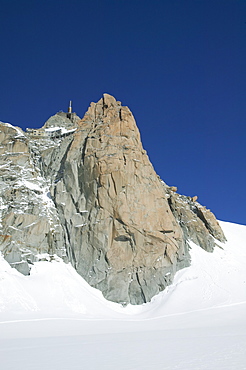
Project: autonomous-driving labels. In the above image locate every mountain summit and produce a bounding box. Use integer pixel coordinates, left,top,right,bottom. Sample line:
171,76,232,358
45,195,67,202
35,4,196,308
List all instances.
0,94,226,304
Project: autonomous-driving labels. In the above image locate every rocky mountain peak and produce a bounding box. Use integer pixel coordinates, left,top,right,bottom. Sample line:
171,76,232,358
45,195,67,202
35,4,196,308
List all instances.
0,95,226,304
43,111,80,130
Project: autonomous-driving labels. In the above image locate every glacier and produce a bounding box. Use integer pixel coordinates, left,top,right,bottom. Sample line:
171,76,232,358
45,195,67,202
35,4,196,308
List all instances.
0,220,245,369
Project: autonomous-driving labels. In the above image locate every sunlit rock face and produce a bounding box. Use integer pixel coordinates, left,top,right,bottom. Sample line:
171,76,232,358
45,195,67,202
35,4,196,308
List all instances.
0,122,68,275
0,95,226,304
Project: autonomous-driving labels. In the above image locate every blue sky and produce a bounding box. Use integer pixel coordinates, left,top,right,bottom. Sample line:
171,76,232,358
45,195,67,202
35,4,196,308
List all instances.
0,0,246,224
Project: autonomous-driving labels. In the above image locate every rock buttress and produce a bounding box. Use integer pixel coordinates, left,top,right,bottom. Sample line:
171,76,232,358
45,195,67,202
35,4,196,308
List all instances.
0,95,226,305
52,94,207,304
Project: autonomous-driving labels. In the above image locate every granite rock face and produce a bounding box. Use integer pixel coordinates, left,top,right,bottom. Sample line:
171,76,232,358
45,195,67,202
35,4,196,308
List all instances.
0,121,68,274
0,95,226,304
166,188,226,252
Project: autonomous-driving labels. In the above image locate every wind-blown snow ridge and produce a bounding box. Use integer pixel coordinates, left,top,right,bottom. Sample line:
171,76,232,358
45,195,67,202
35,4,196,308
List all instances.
0,121,25,137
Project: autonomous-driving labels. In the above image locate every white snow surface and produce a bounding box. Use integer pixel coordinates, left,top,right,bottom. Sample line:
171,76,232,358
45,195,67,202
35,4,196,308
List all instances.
0,221,246,369
45,126,76,135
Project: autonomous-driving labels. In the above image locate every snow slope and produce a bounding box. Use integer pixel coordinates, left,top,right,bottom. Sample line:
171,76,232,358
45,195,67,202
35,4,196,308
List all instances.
0,221,246,369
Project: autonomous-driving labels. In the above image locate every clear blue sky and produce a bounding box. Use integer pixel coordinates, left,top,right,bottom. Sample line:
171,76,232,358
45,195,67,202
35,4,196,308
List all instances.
1,0,246,225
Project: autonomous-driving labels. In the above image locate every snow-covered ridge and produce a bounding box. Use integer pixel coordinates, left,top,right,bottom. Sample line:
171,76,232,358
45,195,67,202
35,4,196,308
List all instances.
0,121,25,137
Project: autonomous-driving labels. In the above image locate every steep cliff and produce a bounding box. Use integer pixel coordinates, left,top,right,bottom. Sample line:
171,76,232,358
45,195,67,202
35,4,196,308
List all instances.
0,95,226,304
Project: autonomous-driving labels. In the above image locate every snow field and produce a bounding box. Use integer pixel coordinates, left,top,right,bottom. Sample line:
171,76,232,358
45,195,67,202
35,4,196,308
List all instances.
0,221,246,369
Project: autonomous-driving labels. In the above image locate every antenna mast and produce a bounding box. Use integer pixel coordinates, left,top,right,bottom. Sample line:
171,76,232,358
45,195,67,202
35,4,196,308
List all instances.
68,100,72,114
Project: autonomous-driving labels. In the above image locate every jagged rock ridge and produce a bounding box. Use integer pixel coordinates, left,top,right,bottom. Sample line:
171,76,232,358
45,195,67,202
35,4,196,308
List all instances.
0,95,226,304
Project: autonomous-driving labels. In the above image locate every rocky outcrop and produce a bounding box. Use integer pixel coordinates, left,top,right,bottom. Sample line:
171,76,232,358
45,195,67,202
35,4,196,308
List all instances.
0,95,226,304
49,95,191,304
166,188,226,253
0,121,68,274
